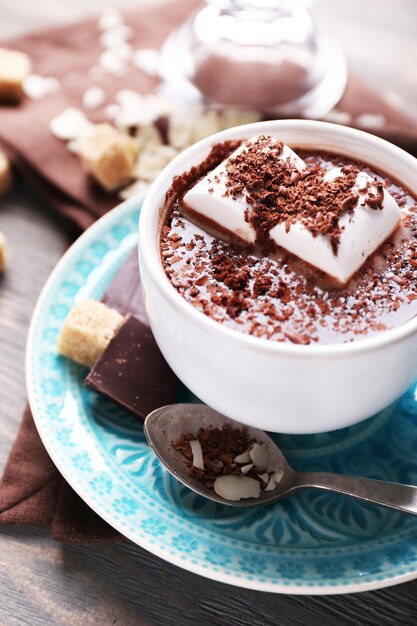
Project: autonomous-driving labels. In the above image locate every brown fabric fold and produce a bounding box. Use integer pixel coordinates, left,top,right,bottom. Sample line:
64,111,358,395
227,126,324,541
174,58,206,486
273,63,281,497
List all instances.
0,0,199,543
0,406,60,529
2,0,417,542
0,0,198,227
0,407,118,541
1,0,417,229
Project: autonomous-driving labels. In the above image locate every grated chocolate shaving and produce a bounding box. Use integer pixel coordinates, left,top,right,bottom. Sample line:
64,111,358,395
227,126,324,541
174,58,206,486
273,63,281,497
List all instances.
166,139,242,206
173,425,267,489
365,181,384,209
160,148,417,345
223,136,380,254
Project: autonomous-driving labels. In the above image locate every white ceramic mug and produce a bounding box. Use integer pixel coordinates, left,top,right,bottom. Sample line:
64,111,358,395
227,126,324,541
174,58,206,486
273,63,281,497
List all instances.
139,120,417,434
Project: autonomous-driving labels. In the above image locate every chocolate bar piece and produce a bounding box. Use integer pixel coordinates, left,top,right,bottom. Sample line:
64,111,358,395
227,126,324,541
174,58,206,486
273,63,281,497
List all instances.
101,249,149,323
84,314,179,418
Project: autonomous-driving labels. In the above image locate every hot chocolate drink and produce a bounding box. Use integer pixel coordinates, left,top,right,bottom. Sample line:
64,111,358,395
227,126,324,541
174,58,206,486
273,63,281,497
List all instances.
160,136,417,345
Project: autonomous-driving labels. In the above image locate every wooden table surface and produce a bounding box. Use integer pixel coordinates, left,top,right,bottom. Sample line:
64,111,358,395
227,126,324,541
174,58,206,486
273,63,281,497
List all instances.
1,1,417,624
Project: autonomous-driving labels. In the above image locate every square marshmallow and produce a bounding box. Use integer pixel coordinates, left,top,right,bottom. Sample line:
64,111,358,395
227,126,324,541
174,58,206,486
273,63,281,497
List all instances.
183,140,401,283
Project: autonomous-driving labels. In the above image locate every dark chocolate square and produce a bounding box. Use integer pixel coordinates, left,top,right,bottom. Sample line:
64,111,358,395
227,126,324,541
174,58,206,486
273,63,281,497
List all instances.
84,314,180,419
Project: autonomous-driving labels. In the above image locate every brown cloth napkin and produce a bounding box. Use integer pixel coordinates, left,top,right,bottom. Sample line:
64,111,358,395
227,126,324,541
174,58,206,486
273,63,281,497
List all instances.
1,0,417,229
0,250,152,541
2,0,417,543
0,406,119,542
0,0,198,229
0,0,199,544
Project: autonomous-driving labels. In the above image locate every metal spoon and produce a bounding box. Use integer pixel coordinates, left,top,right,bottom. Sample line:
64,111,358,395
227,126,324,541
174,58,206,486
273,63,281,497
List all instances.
144,403,417,513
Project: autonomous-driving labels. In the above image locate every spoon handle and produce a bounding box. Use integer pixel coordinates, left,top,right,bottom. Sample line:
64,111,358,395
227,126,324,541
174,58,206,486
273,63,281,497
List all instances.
293,472,417,515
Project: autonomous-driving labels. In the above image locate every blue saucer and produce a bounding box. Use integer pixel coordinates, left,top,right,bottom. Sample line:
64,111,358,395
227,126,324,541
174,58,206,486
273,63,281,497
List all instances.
26,197,417,594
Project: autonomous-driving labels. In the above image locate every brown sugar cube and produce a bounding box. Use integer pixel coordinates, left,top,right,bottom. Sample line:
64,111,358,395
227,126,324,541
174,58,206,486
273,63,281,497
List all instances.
57,300,123,368
0,48,32,102
0,233,7,272
0,150,12,197
76,124,139,191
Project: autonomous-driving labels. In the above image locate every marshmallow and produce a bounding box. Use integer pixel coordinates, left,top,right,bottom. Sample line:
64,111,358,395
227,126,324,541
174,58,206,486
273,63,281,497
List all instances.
183,139,401,283
269,168,401,283
183,138,304,244
50,108,94,141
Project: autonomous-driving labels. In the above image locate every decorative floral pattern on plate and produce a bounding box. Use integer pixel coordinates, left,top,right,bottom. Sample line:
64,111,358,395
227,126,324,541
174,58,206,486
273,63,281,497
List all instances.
27,197,417,594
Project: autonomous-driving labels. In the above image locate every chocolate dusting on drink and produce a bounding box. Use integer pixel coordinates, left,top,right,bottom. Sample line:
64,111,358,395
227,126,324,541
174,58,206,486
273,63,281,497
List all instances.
223,135,364,254
160,142,417,345
166,139,255,247
165,139,242,208
365,181,384,209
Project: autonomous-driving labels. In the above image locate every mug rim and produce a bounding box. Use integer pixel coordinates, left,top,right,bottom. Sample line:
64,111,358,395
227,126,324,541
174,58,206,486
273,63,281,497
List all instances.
139,119,417,358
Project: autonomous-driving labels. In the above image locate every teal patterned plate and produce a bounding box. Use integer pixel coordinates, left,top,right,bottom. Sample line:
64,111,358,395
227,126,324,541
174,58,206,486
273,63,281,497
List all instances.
27,198,417,594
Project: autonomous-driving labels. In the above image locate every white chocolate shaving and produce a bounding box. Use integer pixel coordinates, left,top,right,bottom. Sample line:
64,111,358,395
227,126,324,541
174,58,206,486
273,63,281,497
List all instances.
214,475,260,501
50,108,94,141
190,439,204,470
99,25,134,49
264,470,285,492
104,104,121,120
134,145,177,182
99,48,131,76
355,113,386,129
133,48,160,76
98,8,124,31
273,470,284,485
135,124,162,150
249,443,270,471
233,449,251,464
83,86,106,110
240,463,254,475
119,179,150,200
190,109,223,144
264,476,276,492
23,74,60,101
322,109,352,125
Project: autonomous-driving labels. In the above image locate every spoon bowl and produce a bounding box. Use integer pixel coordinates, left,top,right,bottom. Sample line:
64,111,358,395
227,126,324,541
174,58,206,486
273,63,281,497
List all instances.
145,403,417,514
144,403,296,507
